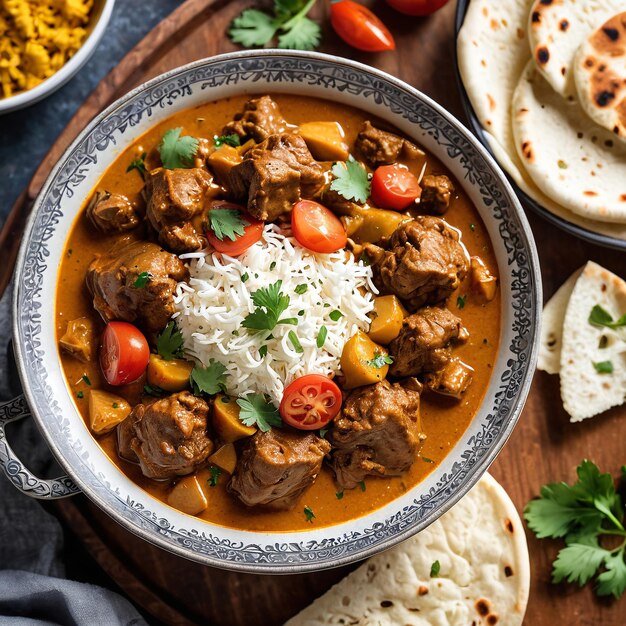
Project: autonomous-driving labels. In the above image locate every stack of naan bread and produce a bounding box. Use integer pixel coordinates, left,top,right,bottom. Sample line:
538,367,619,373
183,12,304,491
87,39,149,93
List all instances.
287,474,530,626
458,0,626,241
539,262,626,422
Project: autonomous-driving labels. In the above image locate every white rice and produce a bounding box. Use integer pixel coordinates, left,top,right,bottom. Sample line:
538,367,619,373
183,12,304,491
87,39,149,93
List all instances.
173,224,376,406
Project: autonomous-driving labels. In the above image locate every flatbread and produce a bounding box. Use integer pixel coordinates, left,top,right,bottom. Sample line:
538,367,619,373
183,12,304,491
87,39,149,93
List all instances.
286,473,530,626
527,0,623,97
574,12,626,143
512,60,626,224
560,262,626,422
538,268,582,375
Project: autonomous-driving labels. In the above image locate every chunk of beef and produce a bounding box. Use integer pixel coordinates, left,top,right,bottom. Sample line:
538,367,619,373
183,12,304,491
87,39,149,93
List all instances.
329,379,424,490
59,317,97,363
86,240,188,334
228,429,330,511
86,191,141,233
120,391,213,480
419,174,455,215
355,121,423,168
228,133,325,221
223,96,287,143
364,217,469,311
144,168,213,252
388,306,469,378
424,358,474,399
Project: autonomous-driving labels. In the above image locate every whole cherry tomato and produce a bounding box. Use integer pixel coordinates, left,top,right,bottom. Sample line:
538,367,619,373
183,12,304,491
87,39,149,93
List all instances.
385,0,450,16
330,0,395,52
370,164,421,210
280,374,343,430
205,201,264,257
291,200,347,253
100,322,150,386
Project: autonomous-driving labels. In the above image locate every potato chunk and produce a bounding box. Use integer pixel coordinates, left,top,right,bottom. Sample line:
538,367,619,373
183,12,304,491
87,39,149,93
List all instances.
208,443,237,475
212,395,256,442
470,256,498,302
146,354,193,392
299,121,349,161
88,390,132,435
340,331,390,389
207,145,242,183
368,295,407,345
167,475,208,515
59,317,97,363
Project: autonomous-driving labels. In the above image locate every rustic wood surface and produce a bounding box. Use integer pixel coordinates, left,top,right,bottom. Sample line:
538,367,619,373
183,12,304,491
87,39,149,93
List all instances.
2,0,625,624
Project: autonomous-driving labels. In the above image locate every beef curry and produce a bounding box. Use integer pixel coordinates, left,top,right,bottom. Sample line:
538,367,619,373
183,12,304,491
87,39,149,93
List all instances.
55,94,500,531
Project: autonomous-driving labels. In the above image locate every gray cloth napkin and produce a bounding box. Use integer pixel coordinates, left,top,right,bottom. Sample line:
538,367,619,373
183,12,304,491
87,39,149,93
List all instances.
0,284,148,626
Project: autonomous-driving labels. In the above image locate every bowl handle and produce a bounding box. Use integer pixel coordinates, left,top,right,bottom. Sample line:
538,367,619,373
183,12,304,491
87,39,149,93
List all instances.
0,394,80,499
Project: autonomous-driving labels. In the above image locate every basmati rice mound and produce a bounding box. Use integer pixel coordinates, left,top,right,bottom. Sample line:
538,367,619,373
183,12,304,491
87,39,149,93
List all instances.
173,224,376,406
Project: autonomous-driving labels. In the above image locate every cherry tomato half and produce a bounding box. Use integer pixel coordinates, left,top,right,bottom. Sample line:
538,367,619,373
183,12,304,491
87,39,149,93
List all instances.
206,201,264,257
385,0,450,16
330,0,395,52
280,374,343,430
371,164,421,210
100,322,150,386
291,200,347,253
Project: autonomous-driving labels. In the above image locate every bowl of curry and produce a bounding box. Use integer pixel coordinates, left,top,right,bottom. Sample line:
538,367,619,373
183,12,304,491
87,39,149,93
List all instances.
5,50,541,572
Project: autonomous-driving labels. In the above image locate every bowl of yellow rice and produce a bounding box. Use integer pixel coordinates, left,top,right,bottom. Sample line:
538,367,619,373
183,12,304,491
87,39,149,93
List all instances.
0,0,115,114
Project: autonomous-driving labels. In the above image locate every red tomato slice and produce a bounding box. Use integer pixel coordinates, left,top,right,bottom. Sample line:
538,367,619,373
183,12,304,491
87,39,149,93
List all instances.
100,322,150,386
330,0,395,52
385,0,450,16
206,201,264,257
371,164,421,210
291,200,347,253
280,374,342,430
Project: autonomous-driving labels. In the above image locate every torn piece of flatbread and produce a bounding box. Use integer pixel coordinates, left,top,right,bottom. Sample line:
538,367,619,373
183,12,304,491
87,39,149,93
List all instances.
538,268,583,375
560,262,626,422
286,473,530,626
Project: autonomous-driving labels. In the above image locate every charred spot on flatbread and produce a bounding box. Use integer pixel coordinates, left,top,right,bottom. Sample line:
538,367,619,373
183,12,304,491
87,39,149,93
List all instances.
536,46,550,65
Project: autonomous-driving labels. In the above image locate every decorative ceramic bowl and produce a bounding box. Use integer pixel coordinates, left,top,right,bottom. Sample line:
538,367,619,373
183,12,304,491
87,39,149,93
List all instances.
0,51,541,573
0,0,116,115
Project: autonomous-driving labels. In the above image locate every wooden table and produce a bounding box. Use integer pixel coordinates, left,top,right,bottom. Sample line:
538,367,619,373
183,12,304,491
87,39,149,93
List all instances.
2,1,625,623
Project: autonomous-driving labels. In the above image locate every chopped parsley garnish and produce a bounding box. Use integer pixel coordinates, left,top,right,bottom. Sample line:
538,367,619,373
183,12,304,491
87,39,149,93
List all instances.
82,375,91,386
237,394,282,432
336,491,344,500
242,280,298,333
213,133,241,148
288,330,304,353
294,284,308,295
259,345,268,358
229,0,321,51
190,360,229,396
133,271,152,288
329,309,343,322
241,272,249,283
304,505,316,523
359,251,371,266
558,160,569,170
270,261,277,271
76,391,84,399
316,325,328,348
589,305,626,330
159,127,199,169
421,456,434,464
143,383,166,397
358,480,366,492
593,360,614,374
126,152,147,180
112,402,119,409
330,155,371,204
456,295,466,310
319,427,328,438
156,321,184,361
208,466,222,487
430,560,441,577
524,460,626,599
470,223,476,231
208,208,248,242
367,353,394,369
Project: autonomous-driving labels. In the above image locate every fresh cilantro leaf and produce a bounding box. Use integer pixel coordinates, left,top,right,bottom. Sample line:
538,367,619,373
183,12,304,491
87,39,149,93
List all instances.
552,541,611,586
214,133,241,148
156,321,184,361
358,480,366,492
316,325,327,348
294,284,308,295
208,466,221,487
336,491,344,500
237,394,282,432
596,550,626,598
133,271,152,288
304,505,315,523
288,330,304,353
159,128,199,169
82,375,91,386
456,295,466,310
593,360,614,374
112,402,119,409
241,272,249,283
208,208,249,242
242,280,296,333
126,152,147,180
190,360,229,396
329,310,343,322
229,9,279,47
367,352,394,369
589,305,626,330
319,427,328,438
278,15,320,50
259,345,268,358
143,383,166,397
330,156,371,204
430,560,441,577
76,391,84,399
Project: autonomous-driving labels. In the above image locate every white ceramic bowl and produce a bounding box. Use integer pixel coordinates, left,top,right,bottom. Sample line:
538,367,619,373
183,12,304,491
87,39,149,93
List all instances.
0,0,116,115
1,51,541,573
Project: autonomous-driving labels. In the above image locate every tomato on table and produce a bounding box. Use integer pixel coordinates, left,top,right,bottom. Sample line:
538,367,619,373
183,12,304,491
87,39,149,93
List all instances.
280,374,343,430
371,164,421,210
291,200,347,253
100,322,150,386
206,201,264,256
330,0,395,52
385,0,450,16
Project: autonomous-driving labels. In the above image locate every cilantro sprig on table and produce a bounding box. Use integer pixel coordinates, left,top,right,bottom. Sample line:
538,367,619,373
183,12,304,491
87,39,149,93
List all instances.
208,208,249,242
330,156,371,204
229,0,321,51
242,280,298,333
237,394,282,432
524,460,626,599
159,128,199,169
